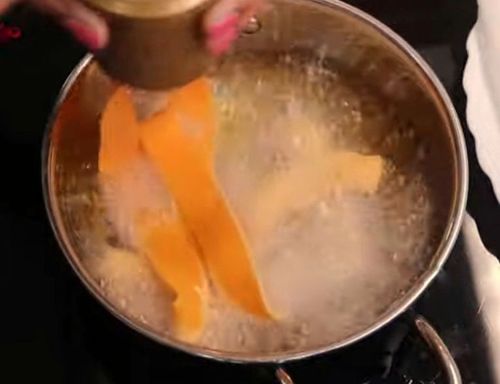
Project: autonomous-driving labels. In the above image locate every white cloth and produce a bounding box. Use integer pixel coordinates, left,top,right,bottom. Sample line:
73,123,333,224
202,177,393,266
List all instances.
463,2,500,378
462,213,500,382
464,0,500,202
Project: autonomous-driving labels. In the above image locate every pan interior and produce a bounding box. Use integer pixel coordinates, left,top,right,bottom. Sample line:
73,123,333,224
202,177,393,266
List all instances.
46,0,459,360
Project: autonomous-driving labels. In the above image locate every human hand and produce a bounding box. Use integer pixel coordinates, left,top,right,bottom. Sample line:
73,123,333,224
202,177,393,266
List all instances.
0,0,264,54
0,0,108,50
203,0,265,56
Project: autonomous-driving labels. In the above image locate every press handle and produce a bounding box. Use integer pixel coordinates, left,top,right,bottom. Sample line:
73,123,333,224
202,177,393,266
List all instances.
275,316,462,384
414,316,462,384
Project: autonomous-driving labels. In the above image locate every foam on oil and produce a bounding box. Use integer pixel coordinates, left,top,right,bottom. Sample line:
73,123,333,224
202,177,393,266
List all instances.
59,53,435,354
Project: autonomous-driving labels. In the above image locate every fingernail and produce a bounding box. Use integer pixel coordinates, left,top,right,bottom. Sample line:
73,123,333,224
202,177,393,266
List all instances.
207,12,239,36
63,19,103,51
207,26,238,56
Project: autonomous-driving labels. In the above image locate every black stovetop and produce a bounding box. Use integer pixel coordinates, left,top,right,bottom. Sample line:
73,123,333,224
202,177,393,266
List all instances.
2,0,499,383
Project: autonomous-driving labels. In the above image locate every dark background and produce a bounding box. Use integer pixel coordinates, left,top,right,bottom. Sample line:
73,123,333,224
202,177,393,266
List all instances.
1,0,498,383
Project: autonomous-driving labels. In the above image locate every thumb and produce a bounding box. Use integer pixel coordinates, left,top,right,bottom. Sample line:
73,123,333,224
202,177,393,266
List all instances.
203,0,264,56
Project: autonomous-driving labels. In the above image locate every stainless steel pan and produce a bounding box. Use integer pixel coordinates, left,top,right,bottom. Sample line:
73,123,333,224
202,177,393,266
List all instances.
42,0,468,382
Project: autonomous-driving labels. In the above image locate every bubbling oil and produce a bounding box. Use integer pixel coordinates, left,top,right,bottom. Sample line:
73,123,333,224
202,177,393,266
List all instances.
59,53,436,354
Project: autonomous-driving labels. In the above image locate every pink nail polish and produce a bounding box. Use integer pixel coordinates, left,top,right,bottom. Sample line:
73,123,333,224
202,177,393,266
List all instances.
207,13,239,36
64,19,102,51
207,27,238,56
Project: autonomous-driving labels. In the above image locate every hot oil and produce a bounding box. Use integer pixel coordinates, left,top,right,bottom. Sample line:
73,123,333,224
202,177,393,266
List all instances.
198,54,435,352
58,52,436,354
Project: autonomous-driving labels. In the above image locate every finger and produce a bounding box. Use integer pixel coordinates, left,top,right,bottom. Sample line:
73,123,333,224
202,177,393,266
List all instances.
206,22,238,56
203,0,240,29
28,0,108,50
204,0,264,29
204,0,265,56
0,0,18,13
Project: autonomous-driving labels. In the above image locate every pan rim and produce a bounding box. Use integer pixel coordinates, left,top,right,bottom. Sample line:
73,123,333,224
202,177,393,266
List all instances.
42,0,468,364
